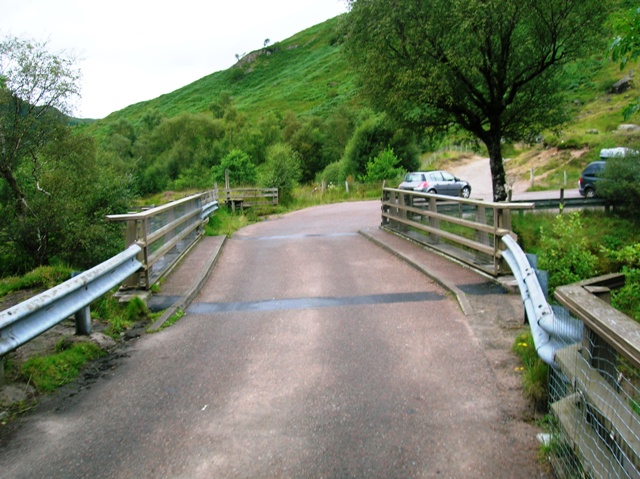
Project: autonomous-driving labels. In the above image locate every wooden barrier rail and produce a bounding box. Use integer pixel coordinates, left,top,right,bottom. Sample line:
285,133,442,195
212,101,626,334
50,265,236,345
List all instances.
381,187,534,276
107,191,218,290
550,275,640,479
223,188,278,211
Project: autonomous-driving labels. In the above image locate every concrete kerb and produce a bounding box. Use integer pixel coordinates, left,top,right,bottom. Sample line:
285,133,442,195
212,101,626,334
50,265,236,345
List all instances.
147,236,226,332
359,228,477,316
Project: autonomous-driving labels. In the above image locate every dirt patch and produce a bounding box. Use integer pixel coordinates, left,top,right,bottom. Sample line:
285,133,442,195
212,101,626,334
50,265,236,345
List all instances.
0,311,143,420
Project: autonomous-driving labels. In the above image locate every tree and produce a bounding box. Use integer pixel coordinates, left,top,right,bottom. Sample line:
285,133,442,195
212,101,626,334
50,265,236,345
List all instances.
259,143,302,204
363,147,406,183
342,113,419,178
610,6,640,119
344,0,611,201
0,35,81,215
212,149,257,186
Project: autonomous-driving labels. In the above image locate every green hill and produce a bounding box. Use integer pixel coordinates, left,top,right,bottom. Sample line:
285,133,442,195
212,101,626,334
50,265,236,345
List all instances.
98,16,361,127
87,10,640,193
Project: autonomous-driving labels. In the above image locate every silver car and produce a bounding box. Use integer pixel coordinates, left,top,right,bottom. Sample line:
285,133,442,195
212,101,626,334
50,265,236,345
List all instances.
399,171,471,198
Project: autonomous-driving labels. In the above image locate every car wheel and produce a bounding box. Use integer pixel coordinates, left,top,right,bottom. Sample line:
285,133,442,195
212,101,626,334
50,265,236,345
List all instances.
427,189,436,194
461,186,471,198
585,187,596,198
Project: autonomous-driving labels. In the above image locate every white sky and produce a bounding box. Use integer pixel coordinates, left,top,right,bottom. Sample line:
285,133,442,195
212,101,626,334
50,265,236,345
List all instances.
1,0,349,119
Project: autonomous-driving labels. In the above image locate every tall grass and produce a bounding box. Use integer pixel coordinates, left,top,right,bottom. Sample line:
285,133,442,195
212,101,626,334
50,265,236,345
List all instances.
0,265,73,299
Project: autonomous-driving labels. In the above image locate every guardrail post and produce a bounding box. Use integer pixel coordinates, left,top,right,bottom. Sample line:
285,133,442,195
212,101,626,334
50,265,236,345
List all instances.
122,219,142,289
475,206,491,265
428,196,440,244
75,306,92,335
581,286,618,389
381,189,390,227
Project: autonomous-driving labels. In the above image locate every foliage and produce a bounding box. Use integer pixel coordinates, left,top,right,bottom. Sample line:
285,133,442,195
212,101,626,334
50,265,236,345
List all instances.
259,143,302,204
204,207,256,237
212,149,257,186
598,154,640,215
513,331,549,411
0,36,134,276
603,242,640,321
0,35,81,214
132,112,224,195
0,264,73,299
362,147,406,183
317,160,346,184
90,293,152,338
20,341,106,393
610,6,640,119
342,113,419,178
537,212,599,293
344,0,611,201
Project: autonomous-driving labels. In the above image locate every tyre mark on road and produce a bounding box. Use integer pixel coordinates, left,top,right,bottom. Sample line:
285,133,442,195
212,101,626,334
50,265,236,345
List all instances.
187,291,443,314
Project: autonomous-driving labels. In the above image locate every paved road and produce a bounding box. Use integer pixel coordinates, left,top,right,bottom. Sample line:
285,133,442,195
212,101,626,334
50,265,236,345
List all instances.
0,201,545,478
448,156,581,201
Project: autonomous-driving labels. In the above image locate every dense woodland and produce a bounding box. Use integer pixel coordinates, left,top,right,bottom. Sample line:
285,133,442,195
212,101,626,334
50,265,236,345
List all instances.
1,1,639,277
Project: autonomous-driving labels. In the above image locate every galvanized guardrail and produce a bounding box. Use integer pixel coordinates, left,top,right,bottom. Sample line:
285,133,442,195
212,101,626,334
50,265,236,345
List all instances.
501,234,640,478
501,235,582,366
0,244,143,357
0,192,220,362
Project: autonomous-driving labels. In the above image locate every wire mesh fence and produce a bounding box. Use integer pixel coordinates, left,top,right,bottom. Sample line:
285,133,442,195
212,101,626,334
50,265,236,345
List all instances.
548,281,640,479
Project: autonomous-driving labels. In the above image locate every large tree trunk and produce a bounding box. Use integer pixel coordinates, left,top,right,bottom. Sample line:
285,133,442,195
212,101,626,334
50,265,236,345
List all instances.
0,165,29,215
486,136,508,202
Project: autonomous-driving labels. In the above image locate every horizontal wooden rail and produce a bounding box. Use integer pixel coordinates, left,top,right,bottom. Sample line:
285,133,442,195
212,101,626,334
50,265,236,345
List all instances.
381,187,533,276
107,190,219,289
550,274,640,478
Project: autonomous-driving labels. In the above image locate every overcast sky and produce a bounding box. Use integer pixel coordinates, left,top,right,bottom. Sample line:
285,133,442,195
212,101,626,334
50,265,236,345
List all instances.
2,0,349,119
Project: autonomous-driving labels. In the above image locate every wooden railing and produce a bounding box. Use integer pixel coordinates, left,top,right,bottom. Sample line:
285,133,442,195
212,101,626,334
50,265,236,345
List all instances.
549,274,640,479
107,192,218,290
222,187,278,211
381,187,534,276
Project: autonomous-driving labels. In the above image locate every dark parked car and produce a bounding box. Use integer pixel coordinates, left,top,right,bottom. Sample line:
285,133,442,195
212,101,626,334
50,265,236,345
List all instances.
578,161,606,198
399,171,471,198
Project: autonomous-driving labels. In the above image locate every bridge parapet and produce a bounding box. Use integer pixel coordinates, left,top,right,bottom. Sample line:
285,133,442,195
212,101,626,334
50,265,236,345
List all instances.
381,187,533,276
107,191,218,290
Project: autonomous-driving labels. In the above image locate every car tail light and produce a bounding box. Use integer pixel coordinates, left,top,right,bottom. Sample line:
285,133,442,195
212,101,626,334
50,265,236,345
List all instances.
579,177,584,187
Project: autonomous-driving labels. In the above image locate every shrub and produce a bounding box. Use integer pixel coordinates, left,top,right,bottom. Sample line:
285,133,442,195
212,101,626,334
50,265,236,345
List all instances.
599,155,640,216
259,144,302,205
317,160,345,184
362,147,406,183
212,149,257,186
342,113,419,178
538,212,598,294
603,242,640,321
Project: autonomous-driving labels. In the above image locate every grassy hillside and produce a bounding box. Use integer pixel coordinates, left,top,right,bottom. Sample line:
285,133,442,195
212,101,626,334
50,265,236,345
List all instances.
98,16,361,127
500,55,640,190
87,11,640,194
